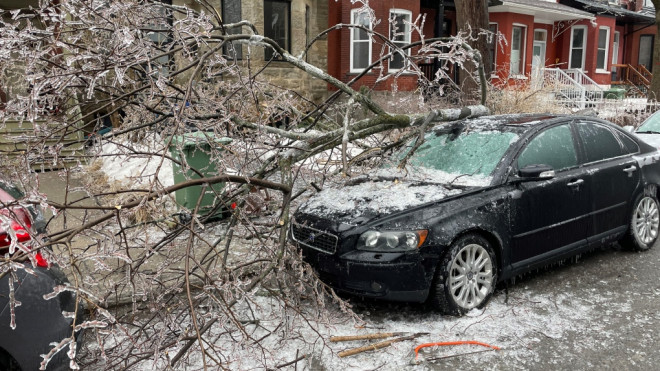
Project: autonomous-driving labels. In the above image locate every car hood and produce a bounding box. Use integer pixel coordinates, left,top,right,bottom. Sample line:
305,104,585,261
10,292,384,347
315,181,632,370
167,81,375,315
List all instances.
296,171,488,225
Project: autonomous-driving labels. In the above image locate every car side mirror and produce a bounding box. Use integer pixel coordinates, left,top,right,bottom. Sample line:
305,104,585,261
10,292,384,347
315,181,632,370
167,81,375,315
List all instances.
518,164,555,180
623,125,634,133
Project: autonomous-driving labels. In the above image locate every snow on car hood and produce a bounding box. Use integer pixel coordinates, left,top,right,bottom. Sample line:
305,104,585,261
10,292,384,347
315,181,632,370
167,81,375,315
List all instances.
298,168,490,221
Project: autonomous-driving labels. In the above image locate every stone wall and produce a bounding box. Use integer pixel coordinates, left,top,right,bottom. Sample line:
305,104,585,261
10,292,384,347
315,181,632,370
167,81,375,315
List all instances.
240,0,329,102
172,0,329,103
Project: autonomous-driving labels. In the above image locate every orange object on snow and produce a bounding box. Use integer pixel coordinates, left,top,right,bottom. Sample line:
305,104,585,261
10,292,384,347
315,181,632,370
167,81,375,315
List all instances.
414,340,500,360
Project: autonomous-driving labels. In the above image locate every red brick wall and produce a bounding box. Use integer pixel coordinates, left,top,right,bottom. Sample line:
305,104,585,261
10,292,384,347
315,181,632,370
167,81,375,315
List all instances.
557,15,617,85
625,26,655,70
327,2,653,91
489,12,535,86
330,0,423,91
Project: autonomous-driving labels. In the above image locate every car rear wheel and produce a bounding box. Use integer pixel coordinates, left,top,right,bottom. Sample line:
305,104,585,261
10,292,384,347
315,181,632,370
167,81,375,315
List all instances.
429,234,497,315
621,193,660,251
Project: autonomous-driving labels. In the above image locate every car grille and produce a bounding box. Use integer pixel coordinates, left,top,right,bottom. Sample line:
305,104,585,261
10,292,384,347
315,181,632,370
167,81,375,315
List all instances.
291,222,338,254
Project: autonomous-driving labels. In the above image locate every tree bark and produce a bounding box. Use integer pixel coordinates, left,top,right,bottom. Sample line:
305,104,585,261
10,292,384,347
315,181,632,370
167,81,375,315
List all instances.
455,0,492,102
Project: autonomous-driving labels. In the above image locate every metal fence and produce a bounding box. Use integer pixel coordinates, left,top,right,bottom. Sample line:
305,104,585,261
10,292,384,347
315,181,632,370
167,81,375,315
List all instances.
577,98,660,127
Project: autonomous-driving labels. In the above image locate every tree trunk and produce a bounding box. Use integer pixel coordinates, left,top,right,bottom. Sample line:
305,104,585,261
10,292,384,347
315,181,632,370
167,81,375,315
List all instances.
649,0,660,101
455,0,492,103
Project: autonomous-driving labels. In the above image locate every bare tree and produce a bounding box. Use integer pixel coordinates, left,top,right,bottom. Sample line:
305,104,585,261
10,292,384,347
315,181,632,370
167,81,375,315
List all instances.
455,0,492,101
0,1,488,369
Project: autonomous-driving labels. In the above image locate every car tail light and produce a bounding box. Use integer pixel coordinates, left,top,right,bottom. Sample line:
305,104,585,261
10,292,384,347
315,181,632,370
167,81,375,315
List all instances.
0,208,48,268
33,251,48,267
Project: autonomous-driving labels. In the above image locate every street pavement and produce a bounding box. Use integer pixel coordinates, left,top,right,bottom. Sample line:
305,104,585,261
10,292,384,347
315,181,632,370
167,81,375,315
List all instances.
37,170,660,370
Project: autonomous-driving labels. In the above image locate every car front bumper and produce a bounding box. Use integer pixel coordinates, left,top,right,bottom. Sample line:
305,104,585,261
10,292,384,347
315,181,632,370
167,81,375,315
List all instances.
300,246,436,303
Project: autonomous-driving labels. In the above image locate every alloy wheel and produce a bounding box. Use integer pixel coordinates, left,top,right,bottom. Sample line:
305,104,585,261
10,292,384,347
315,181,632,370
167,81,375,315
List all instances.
633,196,660,245
448,243,494,310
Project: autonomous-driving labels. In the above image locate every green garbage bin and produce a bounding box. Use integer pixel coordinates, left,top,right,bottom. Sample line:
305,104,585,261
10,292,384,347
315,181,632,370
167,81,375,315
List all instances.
167,132,232,218
604,87,625,100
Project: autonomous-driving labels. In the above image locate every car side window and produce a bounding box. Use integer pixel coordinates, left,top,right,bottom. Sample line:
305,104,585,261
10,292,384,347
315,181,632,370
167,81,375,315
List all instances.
575,122,623,163
615,131,640,154
517,124,578,171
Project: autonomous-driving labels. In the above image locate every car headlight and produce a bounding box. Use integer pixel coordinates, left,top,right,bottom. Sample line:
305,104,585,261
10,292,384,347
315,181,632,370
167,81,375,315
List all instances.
356,230,428,252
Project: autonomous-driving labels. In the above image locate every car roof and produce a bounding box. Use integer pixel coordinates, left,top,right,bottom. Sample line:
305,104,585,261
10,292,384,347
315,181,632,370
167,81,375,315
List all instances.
430,113,568,136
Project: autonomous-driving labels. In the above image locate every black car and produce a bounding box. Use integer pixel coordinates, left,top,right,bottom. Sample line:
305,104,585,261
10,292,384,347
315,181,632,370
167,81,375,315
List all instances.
0,180,83,370
291,114,660,315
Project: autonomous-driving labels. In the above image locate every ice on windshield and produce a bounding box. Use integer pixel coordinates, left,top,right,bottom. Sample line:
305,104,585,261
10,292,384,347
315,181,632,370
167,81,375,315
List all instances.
396,129,519,177
638,112,660,132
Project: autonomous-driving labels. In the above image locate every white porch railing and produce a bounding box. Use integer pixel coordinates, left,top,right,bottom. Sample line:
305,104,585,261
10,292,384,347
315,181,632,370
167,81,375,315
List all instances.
540,68,604,109
566,68,605,99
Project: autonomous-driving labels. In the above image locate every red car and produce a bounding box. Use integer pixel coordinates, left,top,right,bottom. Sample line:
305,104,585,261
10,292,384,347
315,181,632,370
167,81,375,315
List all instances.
0,180,83,370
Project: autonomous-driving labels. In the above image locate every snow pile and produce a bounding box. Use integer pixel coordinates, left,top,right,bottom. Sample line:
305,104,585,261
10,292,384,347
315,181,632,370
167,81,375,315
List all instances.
96,134,174,188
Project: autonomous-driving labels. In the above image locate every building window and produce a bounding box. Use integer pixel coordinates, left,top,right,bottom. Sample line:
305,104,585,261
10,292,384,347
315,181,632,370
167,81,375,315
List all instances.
148,0,173,77
510,25,526,75
350,9,372,72
596,27,610,71
488,23,498,74
264,0,290,60
569,26,587,70
389,9,412,71
223,0,242,59
639,35,654,72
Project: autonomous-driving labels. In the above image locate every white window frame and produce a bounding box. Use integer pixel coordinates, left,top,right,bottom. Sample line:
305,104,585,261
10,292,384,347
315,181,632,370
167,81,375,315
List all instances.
388,8,412,72
596,26,610,73
612,31,620,65
569,25,587,70
532,29,547,69
350,9,372,73
510,24,527,77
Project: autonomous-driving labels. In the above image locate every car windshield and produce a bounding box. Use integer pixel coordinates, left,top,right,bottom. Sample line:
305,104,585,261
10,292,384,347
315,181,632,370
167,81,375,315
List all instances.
395,127,518,177
638,113,660,133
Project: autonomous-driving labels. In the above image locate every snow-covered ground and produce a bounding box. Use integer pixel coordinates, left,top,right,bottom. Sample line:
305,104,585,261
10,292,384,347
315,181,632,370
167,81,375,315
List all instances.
86,242,660,370
78,130,660,370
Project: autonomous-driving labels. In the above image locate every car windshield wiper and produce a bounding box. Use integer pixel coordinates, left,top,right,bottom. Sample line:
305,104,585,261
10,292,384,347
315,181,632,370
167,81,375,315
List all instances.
636,130,660,134
408,180,470,190
345,174,472,191
345,175,400,186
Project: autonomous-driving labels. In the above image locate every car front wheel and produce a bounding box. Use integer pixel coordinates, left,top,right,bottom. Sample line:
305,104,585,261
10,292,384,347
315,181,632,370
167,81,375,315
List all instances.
429,234,497,315
621,193,660,251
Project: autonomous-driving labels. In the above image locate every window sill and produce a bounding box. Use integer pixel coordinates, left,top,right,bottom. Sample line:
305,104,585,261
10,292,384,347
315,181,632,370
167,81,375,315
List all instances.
595,69,610,74
509,75,528,80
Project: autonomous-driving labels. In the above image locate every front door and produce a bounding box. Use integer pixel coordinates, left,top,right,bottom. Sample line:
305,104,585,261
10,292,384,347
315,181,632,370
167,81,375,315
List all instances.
510,123,591,266
532,42,545,88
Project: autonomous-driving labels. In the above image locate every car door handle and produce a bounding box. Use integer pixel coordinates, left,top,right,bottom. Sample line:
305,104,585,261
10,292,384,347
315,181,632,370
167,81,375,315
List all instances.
567,179,584,187
623,166,637,176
